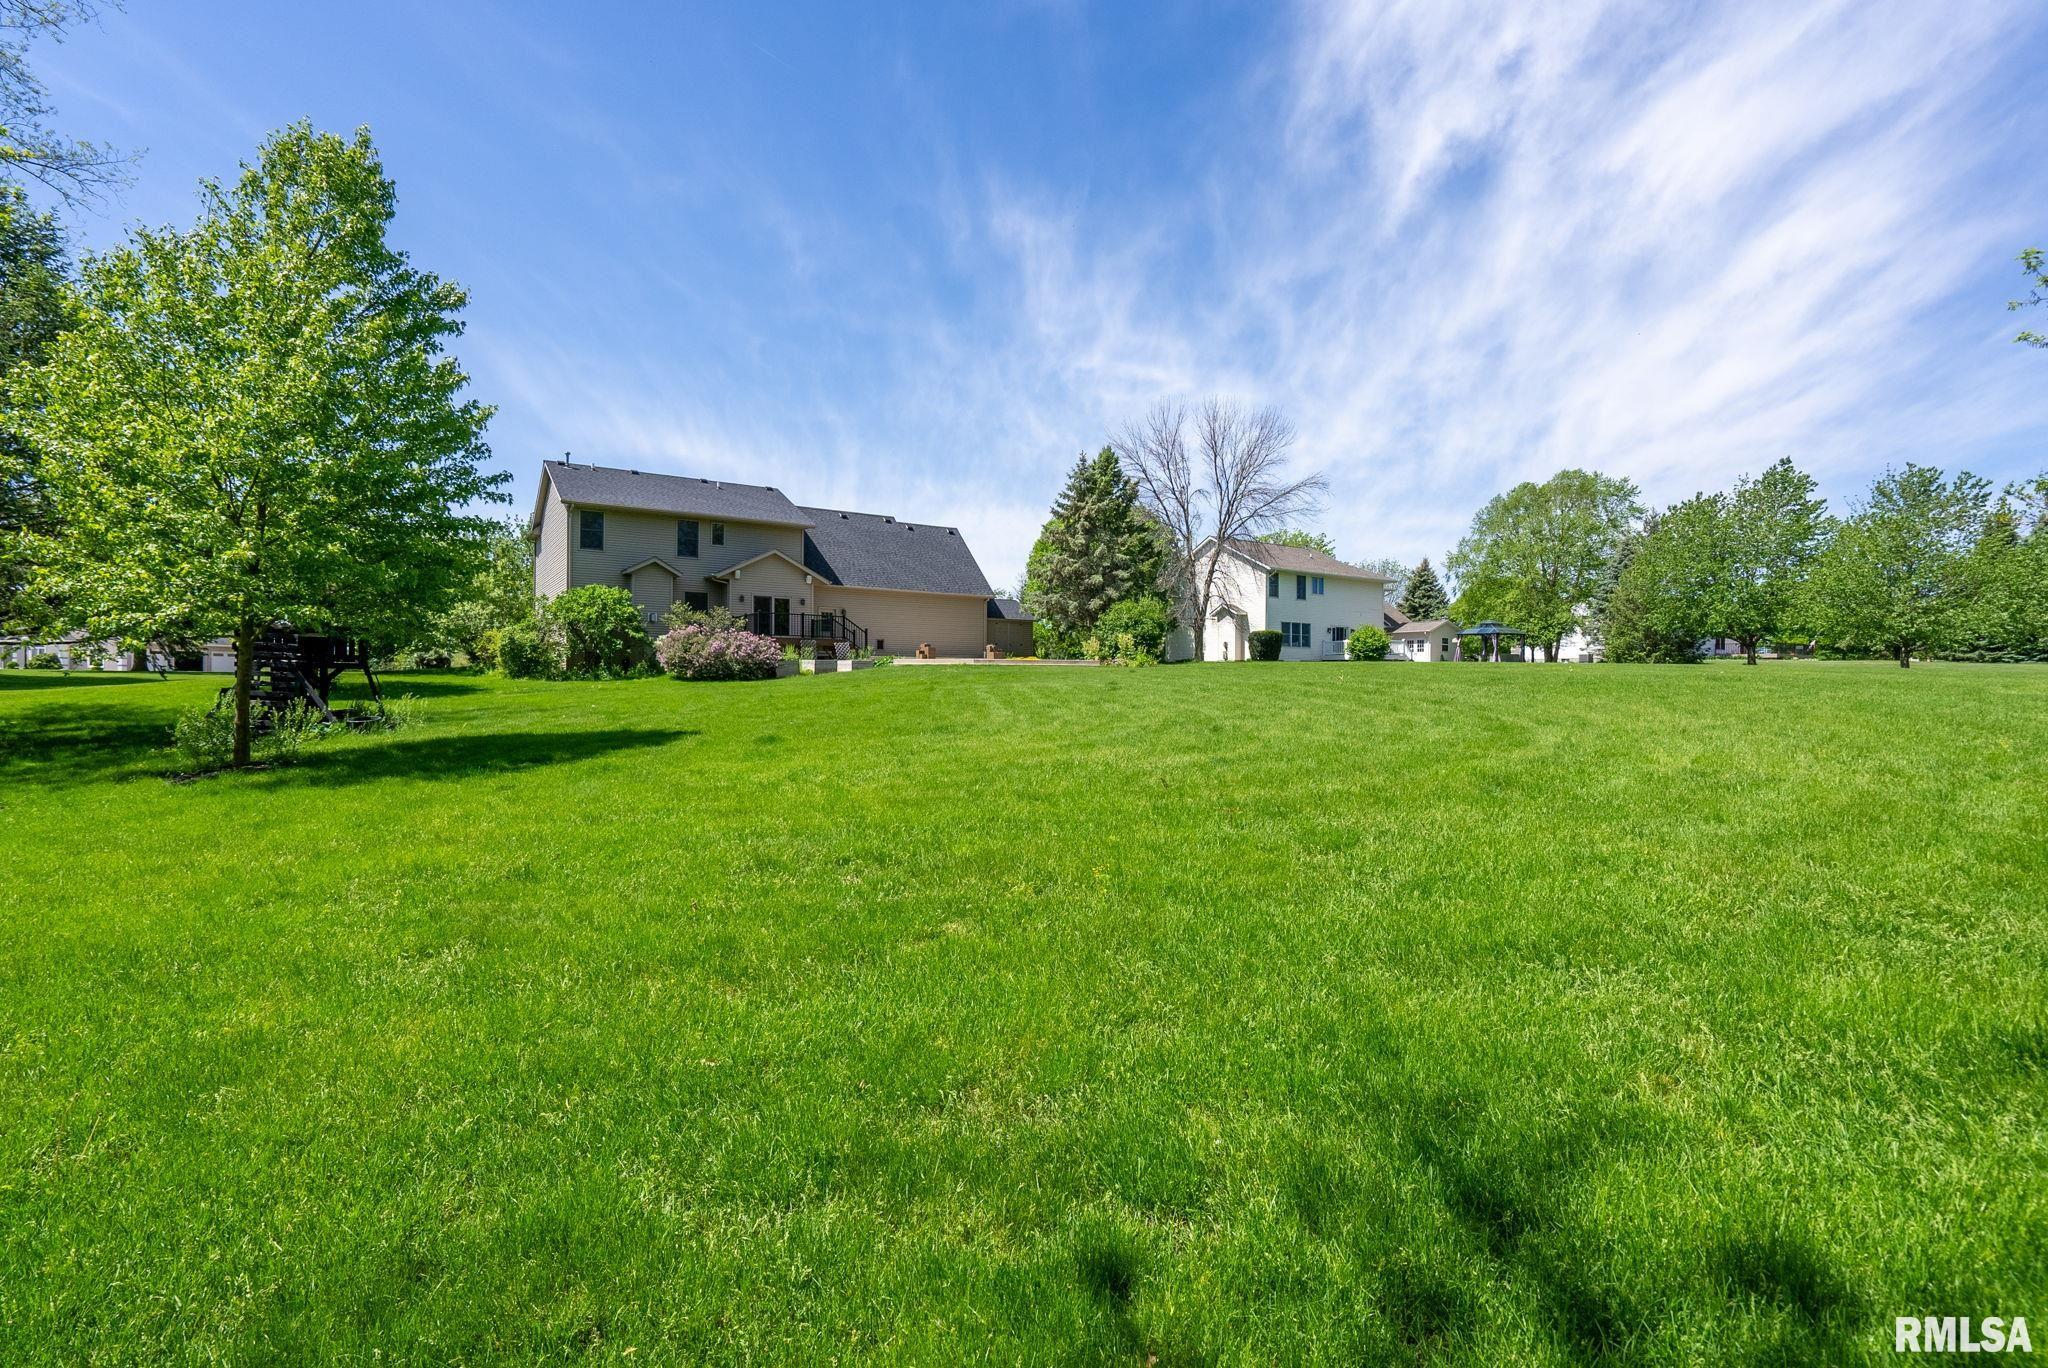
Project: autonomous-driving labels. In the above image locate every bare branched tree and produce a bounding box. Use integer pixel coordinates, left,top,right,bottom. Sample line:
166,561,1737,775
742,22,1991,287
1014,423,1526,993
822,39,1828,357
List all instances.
1115,398,1325,657
0,2,131,207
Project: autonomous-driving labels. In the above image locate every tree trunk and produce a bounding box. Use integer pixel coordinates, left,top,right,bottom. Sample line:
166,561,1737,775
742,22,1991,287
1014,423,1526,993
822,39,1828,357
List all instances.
1898,645,1912,669
1744,637,1758,666
232,619,256,766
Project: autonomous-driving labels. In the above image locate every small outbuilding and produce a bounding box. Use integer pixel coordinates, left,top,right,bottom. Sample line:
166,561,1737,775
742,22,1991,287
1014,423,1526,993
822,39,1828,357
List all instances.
986,597,1035,657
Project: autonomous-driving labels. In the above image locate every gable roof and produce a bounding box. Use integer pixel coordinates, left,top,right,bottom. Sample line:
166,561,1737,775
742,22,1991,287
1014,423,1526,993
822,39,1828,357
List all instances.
799,506,994,597
1384,604,1411,629
617,556,684,579
987,596,1031,620
1216,538,1395,581
1391,617,1455,636
704,548,814,581
541,460,811,527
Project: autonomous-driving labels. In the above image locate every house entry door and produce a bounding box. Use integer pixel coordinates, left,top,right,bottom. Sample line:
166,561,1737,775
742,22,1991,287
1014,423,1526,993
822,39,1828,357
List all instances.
769,597,790,635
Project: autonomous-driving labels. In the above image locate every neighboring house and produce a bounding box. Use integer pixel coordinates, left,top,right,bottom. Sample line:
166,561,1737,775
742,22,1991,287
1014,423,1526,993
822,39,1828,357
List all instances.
1392,618,1461,661
1181,538,1395,662
986,597,1035,657
1,633,185,671
530,460,1006,658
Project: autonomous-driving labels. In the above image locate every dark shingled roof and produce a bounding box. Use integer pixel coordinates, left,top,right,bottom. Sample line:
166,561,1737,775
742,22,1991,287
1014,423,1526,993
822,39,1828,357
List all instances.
799,506,994,596
987,596,1031,620
543,460,811,527
1221,538,1394,580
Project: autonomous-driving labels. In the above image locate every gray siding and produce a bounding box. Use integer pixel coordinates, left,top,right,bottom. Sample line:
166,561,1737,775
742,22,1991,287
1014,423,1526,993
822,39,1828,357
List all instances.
816,586,989,657
568,510,806,606
536,478,570,599
987,618,1034,656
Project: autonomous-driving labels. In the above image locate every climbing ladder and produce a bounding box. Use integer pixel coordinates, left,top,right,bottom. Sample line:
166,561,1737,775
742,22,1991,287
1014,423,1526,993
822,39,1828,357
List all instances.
211,630,385,731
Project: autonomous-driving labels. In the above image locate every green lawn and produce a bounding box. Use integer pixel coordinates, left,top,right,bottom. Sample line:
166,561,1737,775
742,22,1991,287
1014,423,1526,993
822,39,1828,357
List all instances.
1,661,2042,1364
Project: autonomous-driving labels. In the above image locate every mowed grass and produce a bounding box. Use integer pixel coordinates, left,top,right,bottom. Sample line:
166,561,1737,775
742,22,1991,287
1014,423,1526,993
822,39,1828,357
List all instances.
0,661,2043,1365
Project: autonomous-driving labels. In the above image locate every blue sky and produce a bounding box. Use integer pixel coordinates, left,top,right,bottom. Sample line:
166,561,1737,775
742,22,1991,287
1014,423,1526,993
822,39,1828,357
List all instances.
32,0,2048,591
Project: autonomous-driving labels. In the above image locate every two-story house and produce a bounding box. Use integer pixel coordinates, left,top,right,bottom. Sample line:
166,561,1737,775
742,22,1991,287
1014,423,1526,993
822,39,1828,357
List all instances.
530,460,1008,658
1182,538,1395,661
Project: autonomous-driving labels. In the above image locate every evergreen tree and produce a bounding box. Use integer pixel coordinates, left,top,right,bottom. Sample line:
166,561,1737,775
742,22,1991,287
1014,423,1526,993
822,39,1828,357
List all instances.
1023,447,1165,650
1398,557,1449,619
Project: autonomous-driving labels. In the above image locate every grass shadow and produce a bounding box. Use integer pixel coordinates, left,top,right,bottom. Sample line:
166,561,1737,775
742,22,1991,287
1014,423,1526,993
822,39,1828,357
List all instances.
0,705,183,786
338,672,491,699
0,671,176,692
260,727,695,787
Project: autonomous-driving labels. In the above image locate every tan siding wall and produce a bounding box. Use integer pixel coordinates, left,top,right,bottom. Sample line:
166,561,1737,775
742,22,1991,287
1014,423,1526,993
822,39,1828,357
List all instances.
536,479,570,598
568,511,805,605
816,587,988,657
725,555,819,619
627,564,675,626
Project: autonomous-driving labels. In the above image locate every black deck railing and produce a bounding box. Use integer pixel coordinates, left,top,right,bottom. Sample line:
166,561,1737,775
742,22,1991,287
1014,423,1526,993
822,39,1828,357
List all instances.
744,609,868,653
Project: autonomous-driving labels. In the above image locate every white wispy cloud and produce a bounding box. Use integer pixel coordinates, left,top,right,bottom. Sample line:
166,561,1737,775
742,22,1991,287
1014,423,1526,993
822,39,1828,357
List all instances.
465,0,2046,591
930,0,2048,581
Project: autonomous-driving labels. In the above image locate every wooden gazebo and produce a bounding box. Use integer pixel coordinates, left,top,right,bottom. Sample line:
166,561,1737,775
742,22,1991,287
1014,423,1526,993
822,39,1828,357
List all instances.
1459,621,1529,663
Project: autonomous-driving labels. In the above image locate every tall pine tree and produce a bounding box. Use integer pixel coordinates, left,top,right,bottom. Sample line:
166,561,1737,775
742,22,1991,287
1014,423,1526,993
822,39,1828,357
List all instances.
1023,447,1164,648
1398,557,1449,619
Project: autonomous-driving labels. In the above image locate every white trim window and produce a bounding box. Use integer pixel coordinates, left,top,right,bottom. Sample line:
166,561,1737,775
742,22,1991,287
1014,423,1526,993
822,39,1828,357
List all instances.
1282,622,1311,648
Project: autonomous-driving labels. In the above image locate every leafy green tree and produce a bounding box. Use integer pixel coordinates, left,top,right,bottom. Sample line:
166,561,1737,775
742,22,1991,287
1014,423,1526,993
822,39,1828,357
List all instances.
0,184,67,641
544,584,650,676
1951,474,2048,661
2013,248,2047,349
1712,458,1831,663
1799,465,1991,667
421,516,535,665
1267,528,1336,556
1598,501,1715,663
1398,557,1449,620
1023,448,1166,651
1093,594,1173,661
1448,469,1643,659
8,123,503,763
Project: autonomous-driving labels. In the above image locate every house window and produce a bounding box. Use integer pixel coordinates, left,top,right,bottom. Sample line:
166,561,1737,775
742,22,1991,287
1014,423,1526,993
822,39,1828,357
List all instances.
1312,576,1325,595
678,519,699,557
1268,572,1279,598
579,510,603,550
1282,621,1311,648
1295,575,1307,600
1328,626,1348,642
711,522,725,546
683,591,709,612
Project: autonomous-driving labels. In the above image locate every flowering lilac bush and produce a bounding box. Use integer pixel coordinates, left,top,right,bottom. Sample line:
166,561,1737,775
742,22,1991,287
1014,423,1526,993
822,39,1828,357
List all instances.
655,623,784,681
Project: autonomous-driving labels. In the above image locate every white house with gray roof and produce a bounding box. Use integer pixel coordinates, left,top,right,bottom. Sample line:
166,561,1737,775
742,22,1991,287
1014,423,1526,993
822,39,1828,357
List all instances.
1177,538,1396,662
531,460,1016,658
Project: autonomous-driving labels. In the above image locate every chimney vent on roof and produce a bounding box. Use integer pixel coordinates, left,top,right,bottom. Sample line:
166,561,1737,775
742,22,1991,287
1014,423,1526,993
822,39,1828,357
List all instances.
883,516,893,523
839,512,849,519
